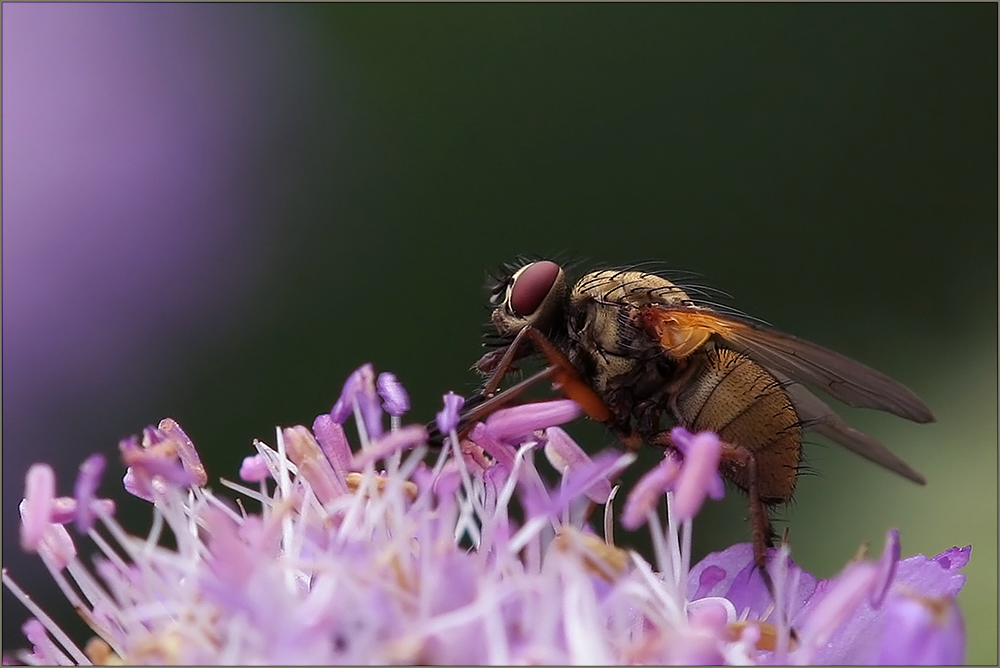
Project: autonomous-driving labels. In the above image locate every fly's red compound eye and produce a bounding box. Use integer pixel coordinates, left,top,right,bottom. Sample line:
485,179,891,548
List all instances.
510,261,560,316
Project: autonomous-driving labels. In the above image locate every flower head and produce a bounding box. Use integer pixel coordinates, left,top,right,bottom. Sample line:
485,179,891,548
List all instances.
3,366,971,665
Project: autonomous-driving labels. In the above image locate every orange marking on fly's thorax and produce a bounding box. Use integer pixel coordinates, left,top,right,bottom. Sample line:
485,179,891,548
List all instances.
637,306,740,359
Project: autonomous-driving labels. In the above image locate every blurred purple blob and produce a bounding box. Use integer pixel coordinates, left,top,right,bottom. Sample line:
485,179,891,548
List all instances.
72,454,106,533
2,1,332,637
3,3,312,406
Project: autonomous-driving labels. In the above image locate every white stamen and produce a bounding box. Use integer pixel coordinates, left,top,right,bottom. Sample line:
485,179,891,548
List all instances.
218,477,271,506
604,485,619,546
2,570,91,666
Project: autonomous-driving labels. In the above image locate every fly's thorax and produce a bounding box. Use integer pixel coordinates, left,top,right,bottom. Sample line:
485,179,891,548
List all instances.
563,270,680,396
567,269,693,359
570,270,695,309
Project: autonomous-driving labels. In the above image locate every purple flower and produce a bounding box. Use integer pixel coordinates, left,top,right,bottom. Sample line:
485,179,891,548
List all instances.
3,368,971,665
685,532,971,665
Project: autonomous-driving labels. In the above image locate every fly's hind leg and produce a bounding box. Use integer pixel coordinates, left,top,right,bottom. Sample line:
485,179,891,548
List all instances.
726,443,778,597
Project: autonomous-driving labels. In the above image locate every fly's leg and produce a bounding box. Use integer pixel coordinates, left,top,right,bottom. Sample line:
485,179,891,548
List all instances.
520,327,611,422
429,326,612,444
477,325,536,397
728,444,778,598
477,325,610,423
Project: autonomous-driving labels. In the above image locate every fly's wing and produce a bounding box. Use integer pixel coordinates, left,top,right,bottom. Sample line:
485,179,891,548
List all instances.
778,373,927,484
637,305,934,424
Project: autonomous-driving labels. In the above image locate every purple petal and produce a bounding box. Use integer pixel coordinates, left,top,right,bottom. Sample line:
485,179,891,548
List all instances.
668,425,698,454
435,392,465,435
713,561,771,619
46,496,114,526
20,464,55,551
431,464,462,501
543,425,589,472
122,467,153,501
669,429,723,520
18,505,77,570
663,632,727,665
894,546,971,599
312,414,353,479
795,562,879,662
331,364,384,437
283,426,350,502
544,427,615,504
470,423,515,471
687,597,732,631
876,592,965,665
931,545,972,574
516,460,559,522
118,425,203,498
21,619,57,665
200,506,255,589
422,550,480,617
351,425,428,469
620,454,680,530
330,364,367,423
796,544,971,664
157,418,208,486
545,427,618,503
552,450,629,510
49,497,78,524
120,435,198,490
376,371,410,416
796,544,972,663
239,454,271,482
686,543,818,621
359,394,385,439
482,462,508,516
73,453,106,533
38,523,77,570
871,528,901,608
688,542,756,598
484,399,581,443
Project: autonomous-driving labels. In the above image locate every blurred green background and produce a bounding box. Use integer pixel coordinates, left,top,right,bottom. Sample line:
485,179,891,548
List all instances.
3,4,996,663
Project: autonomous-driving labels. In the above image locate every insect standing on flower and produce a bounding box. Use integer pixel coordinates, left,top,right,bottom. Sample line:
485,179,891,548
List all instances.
457,258,934,590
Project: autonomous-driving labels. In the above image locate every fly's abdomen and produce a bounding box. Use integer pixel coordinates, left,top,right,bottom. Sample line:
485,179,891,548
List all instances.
674,347,802,503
